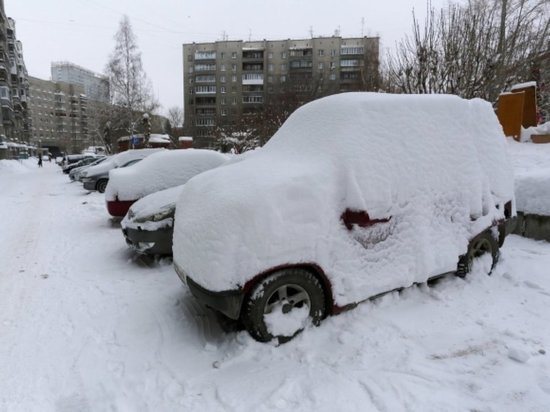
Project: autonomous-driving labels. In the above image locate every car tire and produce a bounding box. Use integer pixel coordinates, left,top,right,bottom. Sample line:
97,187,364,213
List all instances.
456,229,499,278
242,268,327,343
96,179,108,193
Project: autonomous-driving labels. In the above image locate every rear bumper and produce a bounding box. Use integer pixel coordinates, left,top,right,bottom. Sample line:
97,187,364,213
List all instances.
122,225,173,255
107,199,136,217
174,263,245,320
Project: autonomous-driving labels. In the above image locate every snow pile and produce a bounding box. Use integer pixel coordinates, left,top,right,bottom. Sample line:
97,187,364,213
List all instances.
0,158,38,174
84,149,163,178
508,137,550,215
173,93,514,305
520,121,550,143
148,134,172,144
106,149,228,201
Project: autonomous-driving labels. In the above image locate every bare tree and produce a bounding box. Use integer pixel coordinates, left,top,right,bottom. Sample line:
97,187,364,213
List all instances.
167,106,183,128
386,0,549,106
105,15,159,143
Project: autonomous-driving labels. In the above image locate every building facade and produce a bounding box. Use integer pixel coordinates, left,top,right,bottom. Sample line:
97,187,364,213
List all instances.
28,76,91,153
51,61,110,104
183,36,379,147
0,2,31,144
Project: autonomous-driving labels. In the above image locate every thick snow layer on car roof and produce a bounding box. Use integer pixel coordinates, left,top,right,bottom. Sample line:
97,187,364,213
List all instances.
173,93,514,302
106,149,228,201
85,149,163,177
508,137,550,215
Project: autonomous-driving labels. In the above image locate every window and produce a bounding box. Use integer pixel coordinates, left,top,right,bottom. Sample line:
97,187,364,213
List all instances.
280,75,286,83
194,85,216,94
195,51,216,60
268,64,274,72
318,62,324,70
280,64,287,73
196,117,215,126
268,52,273,59
195,75,216,83
341,47,364,55
232,64,237,72
340,59,360,67
330,49,337,56
242,95,263,103
220,52,225,59
281,51,287,59
231,52,237,59
220,75,226,83
232,75,237,82
329,73,336,80
195,63,216,71
232,97,237,105
221,97,226,105
220,86,226,93
221,64,226,71
268,75,273,83
318,49,325,56
221,108,227,116
330,61,337,70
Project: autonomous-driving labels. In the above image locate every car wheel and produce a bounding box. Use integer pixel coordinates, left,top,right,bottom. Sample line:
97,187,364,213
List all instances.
96,179,108,193
456,230,499,277
242,268,327,343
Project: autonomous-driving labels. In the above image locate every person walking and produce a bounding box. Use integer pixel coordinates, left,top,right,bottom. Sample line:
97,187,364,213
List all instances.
38,155,43,167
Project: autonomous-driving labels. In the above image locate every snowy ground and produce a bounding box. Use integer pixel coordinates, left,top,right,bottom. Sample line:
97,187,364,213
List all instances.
1,159,550,411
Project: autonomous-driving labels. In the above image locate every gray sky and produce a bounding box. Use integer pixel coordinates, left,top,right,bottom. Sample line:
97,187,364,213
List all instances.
6,0,450,116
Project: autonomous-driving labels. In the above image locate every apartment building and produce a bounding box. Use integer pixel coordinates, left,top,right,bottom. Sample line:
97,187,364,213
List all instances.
28,76,91,153
51,61,110,104
0,1,31,144
183,36,379,147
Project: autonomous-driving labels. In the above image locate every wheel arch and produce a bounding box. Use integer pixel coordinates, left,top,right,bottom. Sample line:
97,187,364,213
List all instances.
241,263,336,318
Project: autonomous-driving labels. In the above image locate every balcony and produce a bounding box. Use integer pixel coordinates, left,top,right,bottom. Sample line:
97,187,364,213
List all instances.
194,51,216,60
242,50,264,61
242,73,264,85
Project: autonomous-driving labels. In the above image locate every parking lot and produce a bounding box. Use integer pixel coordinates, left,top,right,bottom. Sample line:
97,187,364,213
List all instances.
1,160,549,411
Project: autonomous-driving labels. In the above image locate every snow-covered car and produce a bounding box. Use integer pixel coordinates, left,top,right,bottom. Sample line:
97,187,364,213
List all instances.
82,148,164,193
63,156,104,175
121,185,183,255
172,93,515,343
69,156,109,181
105,149,228,217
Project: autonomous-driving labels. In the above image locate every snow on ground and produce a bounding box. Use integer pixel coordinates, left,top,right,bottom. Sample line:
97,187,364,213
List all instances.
1,160,550,411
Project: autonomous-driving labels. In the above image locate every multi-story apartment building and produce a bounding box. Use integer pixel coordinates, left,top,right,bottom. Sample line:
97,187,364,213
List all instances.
183,36,379,147
51,61,110,104
28,76,91,153
0,1,31,144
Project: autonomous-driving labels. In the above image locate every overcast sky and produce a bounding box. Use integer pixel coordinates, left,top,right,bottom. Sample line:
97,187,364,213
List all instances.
6,0,452,116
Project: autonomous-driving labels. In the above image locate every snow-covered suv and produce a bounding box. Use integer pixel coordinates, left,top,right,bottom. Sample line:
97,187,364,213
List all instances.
172,93,515,343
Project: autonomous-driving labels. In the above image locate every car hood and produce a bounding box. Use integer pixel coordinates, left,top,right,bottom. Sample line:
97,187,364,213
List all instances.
123,185,182,224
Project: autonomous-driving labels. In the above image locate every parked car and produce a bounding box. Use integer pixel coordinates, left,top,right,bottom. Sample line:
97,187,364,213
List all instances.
82,148,163,193
172,93,515,343
105,149,228,217
63,156,104,174
121,185,182,255
69,156,109,181
60,154,96,168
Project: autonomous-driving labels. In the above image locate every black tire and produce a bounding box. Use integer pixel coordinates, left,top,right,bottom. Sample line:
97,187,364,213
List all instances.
96,179,108,193
456,230,499,278
242,268,327,343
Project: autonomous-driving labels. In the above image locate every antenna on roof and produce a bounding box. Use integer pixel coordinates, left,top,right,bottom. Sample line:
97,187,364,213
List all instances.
248,29,252,42
309,26,314,38
361,17,365,36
